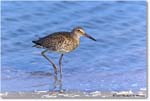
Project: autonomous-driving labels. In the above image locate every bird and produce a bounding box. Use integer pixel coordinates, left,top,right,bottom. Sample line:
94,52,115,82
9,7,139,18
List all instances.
32,27,96,79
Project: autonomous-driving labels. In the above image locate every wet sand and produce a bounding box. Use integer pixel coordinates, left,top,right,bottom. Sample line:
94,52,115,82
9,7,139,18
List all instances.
0,90,147,99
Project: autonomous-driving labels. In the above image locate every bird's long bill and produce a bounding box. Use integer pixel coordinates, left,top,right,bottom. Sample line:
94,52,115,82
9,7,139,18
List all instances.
84,33,96,41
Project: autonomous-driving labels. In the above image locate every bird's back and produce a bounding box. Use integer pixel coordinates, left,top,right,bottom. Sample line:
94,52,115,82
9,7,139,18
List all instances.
33,32,80,53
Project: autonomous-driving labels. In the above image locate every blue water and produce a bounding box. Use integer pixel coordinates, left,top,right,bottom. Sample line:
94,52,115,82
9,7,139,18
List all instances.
1,1,147,92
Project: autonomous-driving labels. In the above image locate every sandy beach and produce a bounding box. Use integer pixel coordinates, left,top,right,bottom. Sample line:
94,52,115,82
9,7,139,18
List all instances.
1,89,147,99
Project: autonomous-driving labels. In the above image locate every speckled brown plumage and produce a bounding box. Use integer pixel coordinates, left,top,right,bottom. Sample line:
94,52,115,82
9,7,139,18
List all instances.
33,32,80,53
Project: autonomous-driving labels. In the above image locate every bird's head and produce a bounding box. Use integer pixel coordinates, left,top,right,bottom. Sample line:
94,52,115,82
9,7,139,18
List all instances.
72,27,96,41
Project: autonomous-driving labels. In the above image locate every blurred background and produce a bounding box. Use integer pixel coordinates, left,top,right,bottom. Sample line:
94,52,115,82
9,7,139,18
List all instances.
1,1,147,92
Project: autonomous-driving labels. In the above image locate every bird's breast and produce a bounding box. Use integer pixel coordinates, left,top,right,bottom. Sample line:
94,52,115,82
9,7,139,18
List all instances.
56,38,80,53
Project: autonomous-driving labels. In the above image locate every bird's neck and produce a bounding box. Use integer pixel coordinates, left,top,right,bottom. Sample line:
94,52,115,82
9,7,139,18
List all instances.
71,32,80,47
71,32,80,40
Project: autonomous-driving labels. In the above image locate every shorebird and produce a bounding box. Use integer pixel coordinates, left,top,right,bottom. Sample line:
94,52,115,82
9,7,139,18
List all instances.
32,27,96,78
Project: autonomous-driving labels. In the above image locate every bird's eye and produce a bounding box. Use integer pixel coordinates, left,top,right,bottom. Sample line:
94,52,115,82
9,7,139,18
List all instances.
77,29,83,33
77,29,80,32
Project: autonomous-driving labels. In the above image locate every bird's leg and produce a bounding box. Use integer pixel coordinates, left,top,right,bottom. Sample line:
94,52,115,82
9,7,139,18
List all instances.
41,49,58,75
51,74,58,93
48,74,58,94
58,54,64,93
59,54,64,79
59,78,63,93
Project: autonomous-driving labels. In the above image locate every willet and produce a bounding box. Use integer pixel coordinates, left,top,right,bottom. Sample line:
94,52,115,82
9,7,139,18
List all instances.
32,27,96,78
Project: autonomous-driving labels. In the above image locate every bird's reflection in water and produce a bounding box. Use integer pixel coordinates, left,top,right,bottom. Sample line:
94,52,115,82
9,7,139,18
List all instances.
49,74,64,93
29,71,64,93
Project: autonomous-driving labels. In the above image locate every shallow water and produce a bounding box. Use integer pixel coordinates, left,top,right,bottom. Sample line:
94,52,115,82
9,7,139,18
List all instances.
1,1,147,93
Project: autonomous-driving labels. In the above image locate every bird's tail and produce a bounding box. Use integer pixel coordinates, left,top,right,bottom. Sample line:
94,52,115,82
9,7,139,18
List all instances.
32,41,37,47
32,40,37,44
32,44,37,47
32,40,42,48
